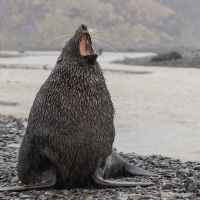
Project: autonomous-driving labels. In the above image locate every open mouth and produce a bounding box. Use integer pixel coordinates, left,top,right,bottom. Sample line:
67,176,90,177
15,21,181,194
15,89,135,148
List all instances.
79,34,94,56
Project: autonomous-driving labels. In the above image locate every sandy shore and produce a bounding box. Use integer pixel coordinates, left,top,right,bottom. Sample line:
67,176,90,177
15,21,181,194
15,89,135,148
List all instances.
0,52,200,161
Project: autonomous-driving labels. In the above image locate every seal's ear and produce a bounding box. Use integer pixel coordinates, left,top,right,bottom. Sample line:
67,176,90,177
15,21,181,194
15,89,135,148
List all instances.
83,54,98,65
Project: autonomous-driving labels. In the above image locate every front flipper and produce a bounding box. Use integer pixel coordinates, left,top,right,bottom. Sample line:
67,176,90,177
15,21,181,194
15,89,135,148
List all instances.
0,166,56,192
93,150,157,187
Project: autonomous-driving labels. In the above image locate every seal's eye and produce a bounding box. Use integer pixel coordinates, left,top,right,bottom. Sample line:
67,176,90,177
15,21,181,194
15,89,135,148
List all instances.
80,34,92,56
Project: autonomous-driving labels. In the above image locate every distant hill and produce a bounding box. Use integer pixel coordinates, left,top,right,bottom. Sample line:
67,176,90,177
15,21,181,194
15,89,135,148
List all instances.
0,0,200,51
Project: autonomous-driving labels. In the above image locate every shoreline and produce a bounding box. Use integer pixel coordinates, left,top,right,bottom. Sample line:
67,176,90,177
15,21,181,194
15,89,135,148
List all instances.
1,52,200,162
113,51,200,69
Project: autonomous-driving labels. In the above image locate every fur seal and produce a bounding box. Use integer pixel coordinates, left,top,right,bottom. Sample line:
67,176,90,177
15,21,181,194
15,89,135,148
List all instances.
0,24,168,192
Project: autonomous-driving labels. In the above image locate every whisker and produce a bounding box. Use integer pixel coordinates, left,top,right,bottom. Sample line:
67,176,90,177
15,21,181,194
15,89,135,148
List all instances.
92,39,103,48
89,28,103,37
89,31,102,34
42,34,73,48
90,32,103,37
90,33,102,36
92,39,108,55
92,39,119,53
88,28,102,33
92,36,133,46
62,36,73,47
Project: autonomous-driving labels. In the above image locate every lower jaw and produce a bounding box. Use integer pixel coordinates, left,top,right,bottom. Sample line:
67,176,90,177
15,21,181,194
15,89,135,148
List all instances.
82,54,98,65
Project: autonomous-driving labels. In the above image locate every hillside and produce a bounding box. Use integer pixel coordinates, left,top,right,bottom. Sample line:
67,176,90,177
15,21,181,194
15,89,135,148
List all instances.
0,0,200,50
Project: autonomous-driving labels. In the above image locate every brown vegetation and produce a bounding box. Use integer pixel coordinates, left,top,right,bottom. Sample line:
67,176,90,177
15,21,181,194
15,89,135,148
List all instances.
0,0,200,50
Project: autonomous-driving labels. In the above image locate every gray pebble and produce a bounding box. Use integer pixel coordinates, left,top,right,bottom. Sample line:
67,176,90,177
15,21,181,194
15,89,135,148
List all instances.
62,189,69,196
181,192,193,198
162,181,172,189
160,191,180,198
193,165,200,170
7,143,20,148
186,177,198,192
38,194,48,200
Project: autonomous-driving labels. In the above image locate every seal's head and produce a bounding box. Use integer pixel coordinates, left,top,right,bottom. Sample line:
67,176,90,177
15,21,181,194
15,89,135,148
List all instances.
61,24,98,65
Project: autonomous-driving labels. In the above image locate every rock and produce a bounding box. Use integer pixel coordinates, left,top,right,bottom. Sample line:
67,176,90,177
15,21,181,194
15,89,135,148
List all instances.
162,181,172,189
129,194,144,200
160,191,180,198
7,143,20,148
171,177,182,187
193,165,200,170
187,182,198,192
0,193,4,198
38,194,48,200
45,191,55,197
185,177,198,191
146,195,160,200
151,51,182,62
20,195,35,199
104,188,116,193
11,176,18,182
135,185,142,190
43,65,49,70
118,193,144,200
85,195,93,200
52,194,62,198
180,192,193,198
62,189,69,196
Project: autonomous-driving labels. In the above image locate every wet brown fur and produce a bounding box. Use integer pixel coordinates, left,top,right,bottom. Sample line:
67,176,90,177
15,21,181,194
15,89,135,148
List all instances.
17,24,115,188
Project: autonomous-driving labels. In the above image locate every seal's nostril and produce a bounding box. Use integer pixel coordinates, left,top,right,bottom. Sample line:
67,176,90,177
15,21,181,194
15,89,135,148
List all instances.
81,24,87,31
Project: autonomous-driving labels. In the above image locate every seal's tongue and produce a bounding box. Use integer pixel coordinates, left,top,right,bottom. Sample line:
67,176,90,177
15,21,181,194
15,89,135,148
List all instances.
80,34,92,56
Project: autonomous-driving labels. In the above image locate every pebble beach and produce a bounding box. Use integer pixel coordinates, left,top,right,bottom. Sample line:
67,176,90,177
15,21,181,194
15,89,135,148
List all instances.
1,115,200,199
